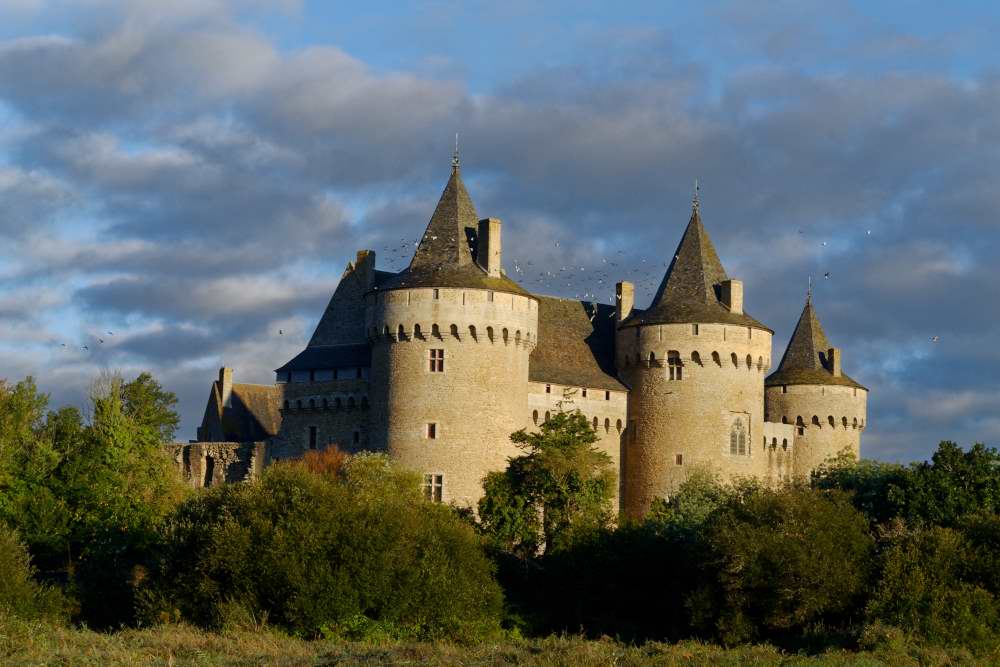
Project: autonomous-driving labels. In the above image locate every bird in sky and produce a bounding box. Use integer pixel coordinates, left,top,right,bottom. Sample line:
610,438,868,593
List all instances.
931,336,940,343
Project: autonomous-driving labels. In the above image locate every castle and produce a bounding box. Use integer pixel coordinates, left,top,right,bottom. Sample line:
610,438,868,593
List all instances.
181,159,868,519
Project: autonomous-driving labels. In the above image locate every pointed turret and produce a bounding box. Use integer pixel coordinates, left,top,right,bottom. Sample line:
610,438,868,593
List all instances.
377,163,529,295
625,200,768,330
765,296,864,389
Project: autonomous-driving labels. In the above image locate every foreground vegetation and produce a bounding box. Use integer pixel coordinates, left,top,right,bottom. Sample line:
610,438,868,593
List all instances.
3,375,1000,663
0,616,995,667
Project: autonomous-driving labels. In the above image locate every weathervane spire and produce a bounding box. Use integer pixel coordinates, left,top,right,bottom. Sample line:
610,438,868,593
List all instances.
807,275,813,303
692,178,700,213
452,132,460,171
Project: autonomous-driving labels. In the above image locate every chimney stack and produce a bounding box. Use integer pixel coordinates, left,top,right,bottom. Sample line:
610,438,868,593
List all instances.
477,218,503,277
828,347,842,377
219,367,233,408
721,279,743,315
616,281,634,322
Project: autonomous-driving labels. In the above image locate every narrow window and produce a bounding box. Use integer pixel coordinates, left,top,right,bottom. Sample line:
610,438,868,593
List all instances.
203,455,215,487
545,411,550,422
308,426,317,450
853,418,858,429
796,416,804,436
532,410,539,425
487,326,494,341
488,290,494,302
433,288,440,300
712,351,721,366
545,384,551,394
675,453,683,466
782,385,788,394
730,418,746,456
414,323,422,338
616,419,623,432
648,351,656,367
605,391,610,401
604,417,610,431
582,388,588,398
432,323,441,338
842,416,848,429
667,351,683,380
782,439,788,451
429,349,445,372
692,323,699,335
592,416,598,430
828,415,835,427
812,415,821,427
426,423,437,439
746,354,753,369
731,352,738,367
691,351,702,366
423,473,444,502
450,324,459,338
283,400,290,410
398,324,405,339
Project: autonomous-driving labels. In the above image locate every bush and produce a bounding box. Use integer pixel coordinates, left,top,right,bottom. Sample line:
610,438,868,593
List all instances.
0,525,64,622
141,453,503,641
692,487,873,646
867,525,1000,652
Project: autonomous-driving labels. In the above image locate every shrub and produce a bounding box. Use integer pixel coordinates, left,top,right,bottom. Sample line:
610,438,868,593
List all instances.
692,487,873,646
0,525,64,622
141,454,503,641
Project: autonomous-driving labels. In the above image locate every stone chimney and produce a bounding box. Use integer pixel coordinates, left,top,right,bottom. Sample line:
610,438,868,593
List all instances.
219,367,233,408
721,279,743,315
477,218,502,277
828,347,842,377
616,281,634,322
354,250,376,289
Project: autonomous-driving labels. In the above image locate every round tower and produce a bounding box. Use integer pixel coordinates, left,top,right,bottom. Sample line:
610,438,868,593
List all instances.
366,163,537,508
618,200,774,519
765,295,868,479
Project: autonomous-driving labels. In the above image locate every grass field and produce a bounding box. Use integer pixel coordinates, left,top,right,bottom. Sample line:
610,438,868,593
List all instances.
0,618,991,667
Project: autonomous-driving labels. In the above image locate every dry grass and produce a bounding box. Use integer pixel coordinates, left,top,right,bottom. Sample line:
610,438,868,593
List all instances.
0,616,992,667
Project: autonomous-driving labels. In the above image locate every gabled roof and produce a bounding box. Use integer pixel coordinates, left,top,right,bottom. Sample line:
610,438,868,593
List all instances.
377,166,531,296
529,295,627,392
765,297,865,389
624,206,769,331
275,344,371,374
199,381,281,442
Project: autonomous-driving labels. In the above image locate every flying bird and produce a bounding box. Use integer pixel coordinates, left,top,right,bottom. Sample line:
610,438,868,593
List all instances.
931,336,940,343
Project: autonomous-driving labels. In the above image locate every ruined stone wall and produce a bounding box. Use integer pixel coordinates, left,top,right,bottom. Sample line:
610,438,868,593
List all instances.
526,381,627,513
367,286,538,508
273,378,373,459
765,383,867,479
165,441,266,488
616,321,773,519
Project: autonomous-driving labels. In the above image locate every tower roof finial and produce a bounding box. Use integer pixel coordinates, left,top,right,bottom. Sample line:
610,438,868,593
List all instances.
692,178,700,212
452,132,460,171
807,275,813,303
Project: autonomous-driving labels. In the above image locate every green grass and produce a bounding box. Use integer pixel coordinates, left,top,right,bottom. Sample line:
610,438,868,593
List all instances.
0,616,992,667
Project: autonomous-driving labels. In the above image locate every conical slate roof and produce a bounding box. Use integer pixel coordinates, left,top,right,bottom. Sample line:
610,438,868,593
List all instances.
624,205,768,330
377,166,530,296
765,296,865,389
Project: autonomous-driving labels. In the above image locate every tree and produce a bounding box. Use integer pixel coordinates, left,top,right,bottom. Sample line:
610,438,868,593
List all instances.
479,411,616,555
120,372,180,443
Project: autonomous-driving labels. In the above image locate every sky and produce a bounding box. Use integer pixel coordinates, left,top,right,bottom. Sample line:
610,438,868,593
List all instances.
0,0,998,462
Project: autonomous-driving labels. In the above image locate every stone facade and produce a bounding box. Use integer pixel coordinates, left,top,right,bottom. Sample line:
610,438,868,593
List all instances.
186,164,868,518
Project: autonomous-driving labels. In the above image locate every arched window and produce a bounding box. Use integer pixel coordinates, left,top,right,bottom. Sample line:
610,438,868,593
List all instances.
758,356,764,370
782,439,788,451
309,398,316,409
450,323,459,338
730,417,746,456
348,397,356,409
397,324,405,339
712,351,721,366
691,351,702,366
544,411,550,422
502,328,509,344
469,325,477,340
592,416,599,430
828,415,835,427
795,416,804,435
382,325,390,336
283,400,290,409
731,352,739,367
532,410,539,425
771,437,778,449
667,351,683,380
414,323,422,338
487,326,494,342
853,417,858,429
515,330,521,345
842,416,848,429
604,417,610,432
812,415,820,427
781,416,789,424
648,351,657,367
746,354,753,369
431,323,441,338
616,419,623,432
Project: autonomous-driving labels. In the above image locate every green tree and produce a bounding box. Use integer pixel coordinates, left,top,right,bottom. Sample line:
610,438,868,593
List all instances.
479,411,616,555
692,487,874,646
120,371,180,443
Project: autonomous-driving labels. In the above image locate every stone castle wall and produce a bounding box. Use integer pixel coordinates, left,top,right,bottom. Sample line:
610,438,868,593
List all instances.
166,441,266,488
366,286,538,508
616,321,773,518
273,377,373,459
765,383,867,478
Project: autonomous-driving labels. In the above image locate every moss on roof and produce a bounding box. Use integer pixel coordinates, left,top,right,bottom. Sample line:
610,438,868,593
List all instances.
623,207,769,332
529,295,626,392
765,297,866,390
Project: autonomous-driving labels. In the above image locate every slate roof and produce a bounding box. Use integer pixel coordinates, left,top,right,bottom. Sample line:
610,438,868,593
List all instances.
529,295,627,391
275,343,371,373
377,166,531,296
765,297,865,389
623,206,769,331
201,381,282,442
